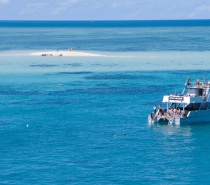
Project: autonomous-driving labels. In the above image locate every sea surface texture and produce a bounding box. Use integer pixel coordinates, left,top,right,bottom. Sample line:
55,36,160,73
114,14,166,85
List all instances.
0,20,210,184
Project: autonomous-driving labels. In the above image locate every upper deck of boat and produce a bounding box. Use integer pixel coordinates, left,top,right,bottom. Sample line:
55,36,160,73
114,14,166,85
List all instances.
163,79,210,104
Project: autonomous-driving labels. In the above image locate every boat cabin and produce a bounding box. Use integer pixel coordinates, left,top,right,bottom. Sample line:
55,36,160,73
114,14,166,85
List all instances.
188,87,204,97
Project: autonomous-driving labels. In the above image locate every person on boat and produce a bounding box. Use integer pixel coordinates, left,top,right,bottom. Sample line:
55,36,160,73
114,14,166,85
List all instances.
153,105,156,114
196,78,200,87
158,105,164,116
177,108,181,116
163,110,167,116
163,110,170,120
168,109,174,117
151,105,157,119
186,77,191,86
182,77,191,94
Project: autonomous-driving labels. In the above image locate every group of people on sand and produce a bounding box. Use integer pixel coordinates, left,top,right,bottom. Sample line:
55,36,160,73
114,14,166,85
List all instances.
41,53,63,57
41,53,53,56
41,48,72,57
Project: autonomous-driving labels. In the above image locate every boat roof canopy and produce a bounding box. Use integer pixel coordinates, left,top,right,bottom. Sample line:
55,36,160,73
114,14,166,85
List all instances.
163,95,206,103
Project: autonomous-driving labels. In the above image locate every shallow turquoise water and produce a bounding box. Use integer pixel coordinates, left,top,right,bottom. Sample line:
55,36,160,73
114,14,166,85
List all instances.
1,64,210,184
1,21,210,184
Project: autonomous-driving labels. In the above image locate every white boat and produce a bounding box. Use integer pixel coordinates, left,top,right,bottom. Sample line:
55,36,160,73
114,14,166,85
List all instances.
148,77,210,125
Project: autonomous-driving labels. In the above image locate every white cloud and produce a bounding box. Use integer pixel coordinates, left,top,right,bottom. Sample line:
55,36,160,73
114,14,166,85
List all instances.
52,0,82,15
0,0,9,4
20,3,47,15
1,0,210,20
111,2,122,9
194,5,210,13
187,5,210,19
111,1,139,9
51,7,65,15
60,0,81,6
26,3,46,9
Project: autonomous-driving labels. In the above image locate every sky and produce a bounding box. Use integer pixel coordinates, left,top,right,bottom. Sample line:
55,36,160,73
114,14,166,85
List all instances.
0,0,210,20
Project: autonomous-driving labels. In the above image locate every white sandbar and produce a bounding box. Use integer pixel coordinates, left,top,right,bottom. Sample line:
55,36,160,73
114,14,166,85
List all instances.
30,50,103,57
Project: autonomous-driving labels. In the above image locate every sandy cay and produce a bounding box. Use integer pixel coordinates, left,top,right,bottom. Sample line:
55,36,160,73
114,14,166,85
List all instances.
30,50,103,57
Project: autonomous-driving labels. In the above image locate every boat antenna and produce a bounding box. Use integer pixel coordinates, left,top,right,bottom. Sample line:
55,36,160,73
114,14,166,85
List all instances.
204,75,208,85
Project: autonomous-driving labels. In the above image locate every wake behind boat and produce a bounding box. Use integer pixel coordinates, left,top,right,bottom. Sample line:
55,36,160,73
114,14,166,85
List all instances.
148,77,210,125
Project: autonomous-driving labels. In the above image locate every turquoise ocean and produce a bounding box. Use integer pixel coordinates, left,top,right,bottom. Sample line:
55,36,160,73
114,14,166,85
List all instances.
1,20,210,184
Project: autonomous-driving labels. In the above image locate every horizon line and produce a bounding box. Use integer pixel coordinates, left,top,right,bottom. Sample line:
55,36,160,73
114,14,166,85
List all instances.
0,19,210,21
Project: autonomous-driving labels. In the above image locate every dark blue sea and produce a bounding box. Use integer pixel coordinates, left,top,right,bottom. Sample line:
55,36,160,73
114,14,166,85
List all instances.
0,20,210,184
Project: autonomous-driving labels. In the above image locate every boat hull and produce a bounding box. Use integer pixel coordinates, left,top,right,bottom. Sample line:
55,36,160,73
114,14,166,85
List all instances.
179,110,210,124
157,118,169,125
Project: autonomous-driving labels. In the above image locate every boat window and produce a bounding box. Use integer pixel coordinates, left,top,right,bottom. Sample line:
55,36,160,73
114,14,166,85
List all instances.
201,103,208,110
188,88,203,96
169,103,175,109
169,103,181,109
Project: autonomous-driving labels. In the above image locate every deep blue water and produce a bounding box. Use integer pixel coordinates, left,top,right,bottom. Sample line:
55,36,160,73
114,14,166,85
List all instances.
1,20,210,27
0,20,210,51
0,21,210,184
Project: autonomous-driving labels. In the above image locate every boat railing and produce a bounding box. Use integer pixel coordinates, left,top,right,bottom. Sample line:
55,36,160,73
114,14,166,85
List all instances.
189,81,210,88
